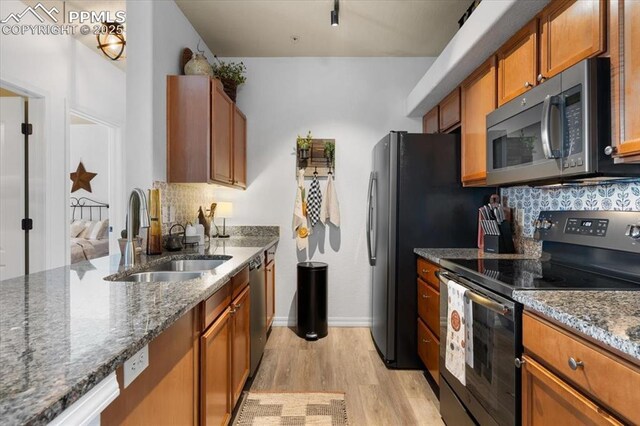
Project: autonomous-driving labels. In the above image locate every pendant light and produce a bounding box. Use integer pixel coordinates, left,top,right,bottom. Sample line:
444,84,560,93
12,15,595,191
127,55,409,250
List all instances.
331,0,339,26
96,22,126,61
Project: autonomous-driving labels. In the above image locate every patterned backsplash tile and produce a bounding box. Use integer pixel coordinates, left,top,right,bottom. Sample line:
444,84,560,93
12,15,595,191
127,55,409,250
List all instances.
501,180,640,238
153,181,216,234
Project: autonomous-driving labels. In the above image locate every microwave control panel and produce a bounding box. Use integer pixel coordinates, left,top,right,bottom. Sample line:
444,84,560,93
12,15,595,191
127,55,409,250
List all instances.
564,218,608,237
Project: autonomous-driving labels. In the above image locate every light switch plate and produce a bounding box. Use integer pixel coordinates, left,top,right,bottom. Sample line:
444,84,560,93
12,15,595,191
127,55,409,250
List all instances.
123,344,149,388
517,208,525,225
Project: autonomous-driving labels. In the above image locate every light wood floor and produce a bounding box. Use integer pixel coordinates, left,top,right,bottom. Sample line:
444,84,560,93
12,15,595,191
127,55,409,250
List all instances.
249,327,444,426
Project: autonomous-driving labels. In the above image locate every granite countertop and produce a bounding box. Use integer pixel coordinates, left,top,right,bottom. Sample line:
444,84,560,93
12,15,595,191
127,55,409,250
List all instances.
0,235,278,426
414,248,539,264
513,290,640,362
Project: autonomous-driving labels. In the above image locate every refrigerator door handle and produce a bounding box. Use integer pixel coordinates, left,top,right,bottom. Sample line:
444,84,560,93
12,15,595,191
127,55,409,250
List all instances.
366,172,376,265
371,175,377,263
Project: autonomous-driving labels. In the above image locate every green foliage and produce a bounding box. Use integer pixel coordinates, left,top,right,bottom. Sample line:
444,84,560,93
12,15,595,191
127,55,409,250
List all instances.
297,131,313,150
212,57,247,85
323,140,335,160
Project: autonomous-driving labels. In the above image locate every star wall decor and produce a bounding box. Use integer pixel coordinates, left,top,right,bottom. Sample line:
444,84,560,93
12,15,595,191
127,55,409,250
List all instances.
70,162,97,193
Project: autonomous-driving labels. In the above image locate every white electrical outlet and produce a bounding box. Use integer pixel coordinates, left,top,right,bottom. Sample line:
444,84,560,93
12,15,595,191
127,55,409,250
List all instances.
123,344,149,388
169,205,176,223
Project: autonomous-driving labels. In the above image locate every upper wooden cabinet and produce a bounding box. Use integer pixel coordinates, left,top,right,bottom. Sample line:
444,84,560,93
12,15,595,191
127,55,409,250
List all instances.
610,0,640,160
422,106,439,134
166,76,247,189
539,0,606,81
438,88,461,132
461,57,497,186
497,20,539,106
232,106,247,188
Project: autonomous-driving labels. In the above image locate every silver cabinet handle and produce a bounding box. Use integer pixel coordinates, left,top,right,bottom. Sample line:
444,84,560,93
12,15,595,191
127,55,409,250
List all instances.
422,268,429,274
422,293,429,299
422,338,431,344
515,357,526,368
568,357,584,370
537,73,547,82
604,145,617,156
524,81,533,88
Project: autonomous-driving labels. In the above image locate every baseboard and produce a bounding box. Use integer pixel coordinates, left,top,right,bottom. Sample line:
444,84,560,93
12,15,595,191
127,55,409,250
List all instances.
272,317,372,327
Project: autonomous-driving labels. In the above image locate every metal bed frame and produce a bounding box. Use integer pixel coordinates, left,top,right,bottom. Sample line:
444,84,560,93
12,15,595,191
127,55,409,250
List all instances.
70,197,109,221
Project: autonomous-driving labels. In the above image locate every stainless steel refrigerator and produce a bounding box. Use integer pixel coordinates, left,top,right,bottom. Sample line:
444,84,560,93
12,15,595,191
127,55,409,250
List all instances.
367,131,493,369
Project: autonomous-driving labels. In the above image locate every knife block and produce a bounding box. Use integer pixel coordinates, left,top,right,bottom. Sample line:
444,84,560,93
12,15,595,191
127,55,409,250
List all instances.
483,221,515,254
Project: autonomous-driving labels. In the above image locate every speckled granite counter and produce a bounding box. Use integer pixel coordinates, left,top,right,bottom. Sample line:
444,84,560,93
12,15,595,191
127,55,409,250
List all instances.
513,290,640,361
414,248,539,264
0,235,278,426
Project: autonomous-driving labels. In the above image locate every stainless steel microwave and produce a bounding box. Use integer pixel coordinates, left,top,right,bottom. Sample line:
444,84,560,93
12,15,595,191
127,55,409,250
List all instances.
486,58,640,186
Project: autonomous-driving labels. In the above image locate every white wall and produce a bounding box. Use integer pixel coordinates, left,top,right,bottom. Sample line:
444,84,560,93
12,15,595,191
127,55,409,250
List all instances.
215,57,434,325
125,0,214,190
0,0,125,270
70,125,110,204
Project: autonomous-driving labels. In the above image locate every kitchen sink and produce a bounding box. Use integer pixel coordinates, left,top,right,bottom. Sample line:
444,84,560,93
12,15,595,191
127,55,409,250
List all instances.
147,257,231,272
119,271,205,283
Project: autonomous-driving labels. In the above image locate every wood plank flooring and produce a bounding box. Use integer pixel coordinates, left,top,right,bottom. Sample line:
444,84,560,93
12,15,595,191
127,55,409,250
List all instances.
249,327,443,425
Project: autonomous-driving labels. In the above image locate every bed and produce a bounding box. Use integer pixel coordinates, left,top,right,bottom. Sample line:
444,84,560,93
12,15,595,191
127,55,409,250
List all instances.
70,197,110,264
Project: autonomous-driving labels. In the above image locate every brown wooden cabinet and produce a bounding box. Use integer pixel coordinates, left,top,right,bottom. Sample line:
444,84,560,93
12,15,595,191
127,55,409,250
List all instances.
418,318,439,384
521,355,622,426
230,286,250,407
461,57,497,186
211,81,234,185
232,106,247,188
201,307,232,426
167,76,247,189
423,106,439,134
438,88,461,132
609,0,640,161
416,257,440,384
265,260,275,330
539,0,606,81
497,20,539,106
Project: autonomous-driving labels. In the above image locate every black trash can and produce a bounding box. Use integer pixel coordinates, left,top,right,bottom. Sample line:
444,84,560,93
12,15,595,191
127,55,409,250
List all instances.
297,262,328,340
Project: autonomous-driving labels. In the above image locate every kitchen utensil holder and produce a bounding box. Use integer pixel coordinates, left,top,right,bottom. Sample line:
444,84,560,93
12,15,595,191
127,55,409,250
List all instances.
483,221,515,254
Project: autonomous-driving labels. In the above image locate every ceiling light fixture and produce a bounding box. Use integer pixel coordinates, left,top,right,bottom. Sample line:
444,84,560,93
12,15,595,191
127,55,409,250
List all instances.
96,22,126,61
331,0,339,26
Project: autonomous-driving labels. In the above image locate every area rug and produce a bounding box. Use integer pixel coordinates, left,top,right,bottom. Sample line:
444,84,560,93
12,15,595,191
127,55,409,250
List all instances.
233,392,348,425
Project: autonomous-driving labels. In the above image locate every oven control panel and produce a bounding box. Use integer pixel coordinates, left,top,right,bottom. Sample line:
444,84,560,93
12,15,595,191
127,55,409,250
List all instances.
535,210,640,253
564,218,609,237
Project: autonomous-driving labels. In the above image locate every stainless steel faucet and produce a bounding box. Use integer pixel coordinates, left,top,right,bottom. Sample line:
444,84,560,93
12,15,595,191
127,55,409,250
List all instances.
123,188,151,267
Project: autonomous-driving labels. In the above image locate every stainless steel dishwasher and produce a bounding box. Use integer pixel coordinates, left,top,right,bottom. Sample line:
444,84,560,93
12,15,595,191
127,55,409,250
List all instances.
249,253,266,377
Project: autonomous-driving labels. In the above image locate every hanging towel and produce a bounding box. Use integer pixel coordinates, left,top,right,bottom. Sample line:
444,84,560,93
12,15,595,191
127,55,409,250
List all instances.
445,280,468,385
307,175,323,228
292,169,308,251
320,175,340,227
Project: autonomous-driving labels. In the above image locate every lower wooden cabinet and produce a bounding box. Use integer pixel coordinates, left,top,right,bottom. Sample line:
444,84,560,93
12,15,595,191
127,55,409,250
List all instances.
201,307,232,426
418,318,439,384
521,355,622,426
230,286,250,407
265,260,275,330
417,278,439,339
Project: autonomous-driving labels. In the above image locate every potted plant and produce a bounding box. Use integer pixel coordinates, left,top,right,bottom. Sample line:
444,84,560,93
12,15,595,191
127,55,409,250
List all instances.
212,56,247,102
297,131,313,160
323,140,335,167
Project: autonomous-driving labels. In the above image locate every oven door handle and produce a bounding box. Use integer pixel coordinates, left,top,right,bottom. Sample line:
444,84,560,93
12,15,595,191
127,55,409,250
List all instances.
541,94,561,159
437,270,512,316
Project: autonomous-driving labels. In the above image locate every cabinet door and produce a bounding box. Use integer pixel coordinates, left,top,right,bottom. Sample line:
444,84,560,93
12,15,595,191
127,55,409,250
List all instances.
265,260,275,330
461,57,496,186
211,82,234,185
539,0,606,81
521,355,623,426
232,106,247,188
439,88,461,132
166,75,211,183
201,308,231,426
497,20,538,106
417,278,439,339
423,106,439,134
230,287,250,407
417,318,439,384
610,0,640,160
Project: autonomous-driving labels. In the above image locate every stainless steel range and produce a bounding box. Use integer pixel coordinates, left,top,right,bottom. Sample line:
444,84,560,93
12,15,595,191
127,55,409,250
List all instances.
437,210,640,426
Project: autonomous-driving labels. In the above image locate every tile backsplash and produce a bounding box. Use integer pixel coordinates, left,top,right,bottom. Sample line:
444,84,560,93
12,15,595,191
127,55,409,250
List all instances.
153,181,216,234
501,180,640,238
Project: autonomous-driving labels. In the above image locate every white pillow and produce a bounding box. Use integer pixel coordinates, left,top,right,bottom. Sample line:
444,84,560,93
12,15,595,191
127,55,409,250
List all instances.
78,221,96,239
70,220,86,238
89,220,109,240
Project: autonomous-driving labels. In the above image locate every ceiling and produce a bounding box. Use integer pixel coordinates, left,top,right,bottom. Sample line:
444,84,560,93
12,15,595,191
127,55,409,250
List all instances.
175,0,472,57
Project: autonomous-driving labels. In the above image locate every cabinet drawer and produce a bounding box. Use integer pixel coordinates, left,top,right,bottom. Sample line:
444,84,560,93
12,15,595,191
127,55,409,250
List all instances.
231,265,249,299
202,282,231,330
417,278,440,338
418,318,439,383
523,313,640,425
416,257,439,290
